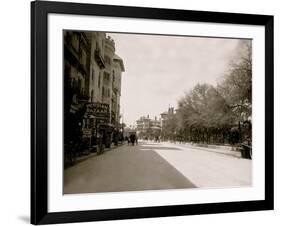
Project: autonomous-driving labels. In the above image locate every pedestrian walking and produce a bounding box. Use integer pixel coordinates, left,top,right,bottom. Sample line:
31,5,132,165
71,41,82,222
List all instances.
130,133,136,146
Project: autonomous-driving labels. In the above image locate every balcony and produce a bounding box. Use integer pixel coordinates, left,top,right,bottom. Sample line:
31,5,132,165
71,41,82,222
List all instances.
94,49,105,69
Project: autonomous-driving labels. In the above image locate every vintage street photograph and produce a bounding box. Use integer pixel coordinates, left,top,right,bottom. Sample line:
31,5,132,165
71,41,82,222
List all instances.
63,31,252,194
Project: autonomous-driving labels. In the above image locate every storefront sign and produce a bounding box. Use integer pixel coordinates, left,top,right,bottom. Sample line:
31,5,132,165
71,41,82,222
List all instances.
85,103,110,118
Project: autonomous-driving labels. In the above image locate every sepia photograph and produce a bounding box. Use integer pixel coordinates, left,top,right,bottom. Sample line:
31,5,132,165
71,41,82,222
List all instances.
63,30,252,194
30,2,273,224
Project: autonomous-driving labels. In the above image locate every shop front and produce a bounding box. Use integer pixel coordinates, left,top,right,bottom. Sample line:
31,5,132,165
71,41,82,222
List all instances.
83,102,113,150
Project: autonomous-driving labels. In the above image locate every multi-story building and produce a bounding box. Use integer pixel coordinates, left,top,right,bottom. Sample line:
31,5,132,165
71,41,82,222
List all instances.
112,54,125,128
86,31,106,103
136,116,151,134
64,31,91,145
160,107,174,131
160,107,176,141
136,115,161,139
64,31,125,148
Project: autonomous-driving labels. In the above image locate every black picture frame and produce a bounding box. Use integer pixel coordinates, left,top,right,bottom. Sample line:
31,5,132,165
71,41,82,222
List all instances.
31,0,274,224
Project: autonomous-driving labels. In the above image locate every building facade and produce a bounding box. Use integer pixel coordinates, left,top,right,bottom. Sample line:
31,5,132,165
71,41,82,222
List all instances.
160,107,177,141
64,31,91,146
64,31,125,149
112,54,125,128
136,115,161,139
160,107,174,130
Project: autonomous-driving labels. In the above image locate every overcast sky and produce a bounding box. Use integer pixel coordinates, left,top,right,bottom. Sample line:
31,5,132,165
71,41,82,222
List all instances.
108,32,241,126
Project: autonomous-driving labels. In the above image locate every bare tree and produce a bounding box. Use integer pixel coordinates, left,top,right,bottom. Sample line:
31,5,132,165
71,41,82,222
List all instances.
217,40,252,143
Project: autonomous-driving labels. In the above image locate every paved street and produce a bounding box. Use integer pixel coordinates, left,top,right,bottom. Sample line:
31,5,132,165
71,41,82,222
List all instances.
64,141,251,194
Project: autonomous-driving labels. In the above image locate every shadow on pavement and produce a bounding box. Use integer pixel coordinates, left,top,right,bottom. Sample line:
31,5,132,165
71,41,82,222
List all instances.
64,144,196,194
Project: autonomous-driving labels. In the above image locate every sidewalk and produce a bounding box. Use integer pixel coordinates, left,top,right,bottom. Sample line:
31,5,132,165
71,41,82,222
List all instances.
65,142,126,168
162,141,241,158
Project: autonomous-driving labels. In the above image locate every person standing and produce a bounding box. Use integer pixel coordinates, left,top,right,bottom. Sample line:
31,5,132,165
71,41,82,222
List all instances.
130,133,135,146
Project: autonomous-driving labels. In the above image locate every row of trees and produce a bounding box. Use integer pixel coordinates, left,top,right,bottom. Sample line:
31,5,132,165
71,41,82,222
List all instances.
162,40,252,145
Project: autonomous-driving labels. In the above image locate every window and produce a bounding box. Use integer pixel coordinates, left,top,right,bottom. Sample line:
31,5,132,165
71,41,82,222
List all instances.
102,87,105,96
105,56,111,65
104,72,110,81
98,72,101,88
112,71,115,89
103,72,110,85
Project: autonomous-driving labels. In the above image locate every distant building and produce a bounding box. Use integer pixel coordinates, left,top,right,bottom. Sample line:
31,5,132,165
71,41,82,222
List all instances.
160,107,174,132
136,116,151,134
160,107,176,141
136,115,161,139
